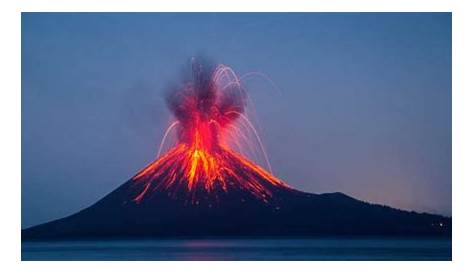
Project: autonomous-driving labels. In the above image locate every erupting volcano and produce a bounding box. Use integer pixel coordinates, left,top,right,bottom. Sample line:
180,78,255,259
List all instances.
22,59,451,240
130,61,290,205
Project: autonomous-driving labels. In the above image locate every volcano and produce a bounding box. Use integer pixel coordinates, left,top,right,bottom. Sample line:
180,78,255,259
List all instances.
22,60,451,240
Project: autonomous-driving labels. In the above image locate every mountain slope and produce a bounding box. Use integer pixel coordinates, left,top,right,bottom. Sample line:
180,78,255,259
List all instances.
22,177,451,239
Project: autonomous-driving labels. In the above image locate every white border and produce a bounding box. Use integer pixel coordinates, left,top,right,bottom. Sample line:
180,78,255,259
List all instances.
1,0,472,273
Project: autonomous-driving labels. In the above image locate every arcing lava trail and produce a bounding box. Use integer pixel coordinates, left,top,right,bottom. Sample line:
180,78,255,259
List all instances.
129,60,291,204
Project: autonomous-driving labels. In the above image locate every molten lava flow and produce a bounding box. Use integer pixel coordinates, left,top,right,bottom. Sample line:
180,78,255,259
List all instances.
131,59,290,204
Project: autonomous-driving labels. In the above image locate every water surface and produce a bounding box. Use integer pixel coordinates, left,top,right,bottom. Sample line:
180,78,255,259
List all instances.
22,238,451,261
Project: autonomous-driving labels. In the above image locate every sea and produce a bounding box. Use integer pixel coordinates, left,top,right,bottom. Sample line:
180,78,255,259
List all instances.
21,237,451,261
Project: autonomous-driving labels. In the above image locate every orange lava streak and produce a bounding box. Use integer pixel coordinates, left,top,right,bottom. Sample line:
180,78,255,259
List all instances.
132,141,289,203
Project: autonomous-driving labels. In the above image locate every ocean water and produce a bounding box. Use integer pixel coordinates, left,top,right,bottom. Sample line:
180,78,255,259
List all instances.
21,238,451,261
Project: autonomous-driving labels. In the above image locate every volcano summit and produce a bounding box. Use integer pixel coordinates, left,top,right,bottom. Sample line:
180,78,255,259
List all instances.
22,60,451,239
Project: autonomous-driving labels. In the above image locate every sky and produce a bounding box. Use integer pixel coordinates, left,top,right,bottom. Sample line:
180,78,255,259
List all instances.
22,13,451,228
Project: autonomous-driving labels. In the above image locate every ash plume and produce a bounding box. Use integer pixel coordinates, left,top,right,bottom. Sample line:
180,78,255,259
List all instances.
166,58,247,147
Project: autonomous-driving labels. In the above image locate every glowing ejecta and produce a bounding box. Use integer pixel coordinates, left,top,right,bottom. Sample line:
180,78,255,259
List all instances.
131,59,289,203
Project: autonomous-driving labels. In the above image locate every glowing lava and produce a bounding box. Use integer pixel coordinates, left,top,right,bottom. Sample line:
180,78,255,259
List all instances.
130,59,291,204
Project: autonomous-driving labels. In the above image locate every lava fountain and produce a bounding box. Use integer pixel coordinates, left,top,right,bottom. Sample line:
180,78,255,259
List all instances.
130,59,291,204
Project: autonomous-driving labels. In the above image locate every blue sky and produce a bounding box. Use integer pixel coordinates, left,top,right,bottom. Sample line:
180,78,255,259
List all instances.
22,13,451,228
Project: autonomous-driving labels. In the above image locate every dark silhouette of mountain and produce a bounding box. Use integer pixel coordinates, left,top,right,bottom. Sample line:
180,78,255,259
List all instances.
22,60,451,241
22,175,450,240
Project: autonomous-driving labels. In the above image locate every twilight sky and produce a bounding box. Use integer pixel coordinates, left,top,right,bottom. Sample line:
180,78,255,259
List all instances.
22,13,451,228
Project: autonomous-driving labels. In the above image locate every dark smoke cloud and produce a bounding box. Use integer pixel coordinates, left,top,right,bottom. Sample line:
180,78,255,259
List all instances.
166,58,248,144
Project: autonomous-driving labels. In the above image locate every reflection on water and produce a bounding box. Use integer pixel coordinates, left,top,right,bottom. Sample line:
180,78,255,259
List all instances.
22,238,451,261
